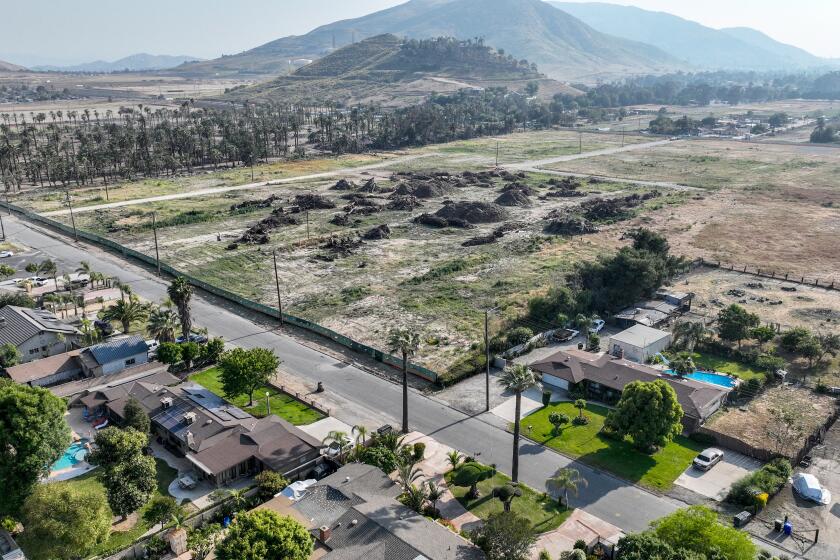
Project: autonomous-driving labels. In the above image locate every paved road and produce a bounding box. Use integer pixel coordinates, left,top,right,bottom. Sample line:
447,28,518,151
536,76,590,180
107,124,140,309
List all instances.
6,213,680,533
503,138,672,170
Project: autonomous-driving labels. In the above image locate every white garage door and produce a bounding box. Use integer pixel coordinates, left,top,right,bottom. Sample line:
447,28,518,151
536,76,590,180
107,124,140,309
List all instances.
541,374,569,390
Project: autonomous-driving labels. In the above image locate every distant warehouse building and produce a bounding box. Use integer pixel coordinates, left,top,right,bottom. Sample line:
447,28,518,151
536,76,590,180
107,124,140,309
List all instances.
609,324,671,364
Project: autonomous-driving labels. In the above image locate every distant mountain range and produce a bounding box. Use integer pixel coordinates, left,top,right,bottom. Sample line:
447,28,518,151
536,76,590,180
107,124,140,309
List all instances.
176,0,680,81
0,59,27,72
223,34,580,106
33,53,203,73
551,2,828,70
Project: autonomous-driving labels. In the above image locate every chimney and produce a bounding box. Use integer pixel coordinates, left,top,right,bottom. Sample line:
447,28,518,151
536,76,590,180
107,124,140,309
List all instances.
186,431,195,450
184,411,196,425
160,397,172,409
319,526,331,541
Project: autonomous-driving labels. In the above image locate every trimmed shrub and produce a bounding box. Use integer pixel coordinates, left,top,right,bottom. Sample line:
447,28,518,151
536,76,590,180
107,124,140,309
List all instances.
413,442,426,461
438,351,486,387
727,459,791,506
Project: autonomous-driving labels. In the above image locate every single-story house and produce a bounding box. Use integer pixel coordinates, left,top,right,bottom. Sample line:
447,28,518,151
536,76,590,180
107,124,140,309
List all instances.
656,290,693,310
0,306,80,363
5,349,82,387
96,381,323,486
78,335,149,377
608,324,671,363
265,463,485,560
531,349,729,432
613,300,680,329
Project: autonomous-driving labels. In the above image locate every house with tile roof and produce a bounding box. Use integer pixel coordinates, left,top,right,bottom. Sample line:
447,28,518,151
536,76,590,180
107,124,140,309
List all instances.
531,348,730,432
0,305,80,363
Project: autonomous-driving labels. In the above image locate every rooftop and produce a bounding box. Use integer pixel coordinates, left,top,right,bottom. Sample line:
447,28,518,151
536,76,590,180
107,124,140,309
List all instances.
5,349,81,383
86,335,148,365
0,305,79,346
610,324,671,347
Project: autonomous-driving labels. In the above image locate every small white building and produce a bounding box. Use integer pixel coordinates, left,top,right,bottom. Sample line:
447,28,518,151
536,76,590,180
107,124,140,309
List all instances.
609,324,671,363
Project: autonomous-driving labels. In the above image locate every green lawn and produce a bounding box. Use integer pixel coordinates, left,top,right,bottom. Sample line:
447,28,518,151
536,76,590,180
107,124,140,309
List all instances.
444,467,572,533
664,350,766,381
190,367,324,425
21,458,178,559
522,402,703,492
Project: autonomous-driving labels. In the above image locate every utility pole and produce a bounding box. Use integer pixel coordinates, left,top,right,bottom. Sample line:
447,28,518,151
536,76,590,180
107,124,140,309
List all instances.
5,192,11,215
152,212,161,276
272,250,284,327
484,307,498,412
0,212,5,241
495,141,500,167
305,210,310,240
65,190,78,242
104,181,109,202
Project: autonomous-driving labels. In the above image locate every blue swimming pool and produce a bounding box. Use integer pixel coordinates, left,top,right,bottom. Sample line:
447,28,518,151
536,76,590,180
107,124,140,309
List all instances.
51,440,89,472
663,369,737,388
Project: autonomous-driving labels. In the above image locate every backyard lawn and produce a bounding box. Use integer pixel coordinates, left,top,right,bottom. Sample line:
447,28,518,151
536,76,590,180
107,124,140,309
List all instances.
190,367,324,425
444,466,572,533
21,458,178,559
664,349,766,381
522,402,703,491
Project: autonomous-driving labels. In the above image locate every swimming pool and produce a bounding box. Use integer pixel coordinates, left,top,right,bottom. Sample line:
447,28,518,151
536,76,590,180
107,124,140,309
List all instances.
51,440,89,472
663,369,737,388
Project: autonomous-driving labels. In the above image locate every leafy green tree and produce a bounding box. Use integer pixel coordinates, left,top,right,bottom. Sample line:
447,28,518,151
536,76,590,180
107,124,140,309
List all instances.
0,343,20,369
586,332,600,351
20,483,111,560
717,305,760,349
669,352,695,378
24,263,38,274
818,332,840,363
605,380,683,451
755,353,785,373
492,483,522,512
387,328,420,434
88,427,156,519
0,292,35,308
87,426,148,470
254,470,289,500
450,462,496,499
219,347,280,406
201,337,225,364
547,467,587,507
157,341,182,366
549,411,570,434
188,522,223,560
615,532,682,560
780,327,812,352
167,277,194,339
123,397,150,434
215,509,313,560
653,505,757,560
143,495,184,529
101,297,149,334
672,321,707,351
358,445,399,474
471,511,536,560
560,550,587,560
798,335,823,369
498,363,541,482
180,341,201,369
751,325,776,348
0,380,72,516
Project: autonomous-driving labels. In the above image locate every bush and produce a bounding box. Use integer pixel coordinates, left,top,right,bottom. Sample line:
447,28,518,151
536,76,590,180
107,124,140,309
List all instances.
413,442,426,461
816,382,829,394
539,550,551,560
727,459,791,506
572,415,590,426
254,470,289,500
574,538,588,550
506,327,534,347
755,353,785,373
358,446,399,474
438,351,486,387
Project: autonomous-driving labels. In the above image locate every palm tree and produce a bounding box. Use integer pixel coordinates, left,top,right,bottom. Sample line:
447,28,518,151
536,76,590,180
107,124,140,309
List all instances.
147,306,179,343
167,277,193,339
498,363,541,482
426,480,443,515
396,457,422,491
672,321,707,352
670,352,695,378
80,317,100,346
547,467,588,508
101,298,149,334
76,261,94,284
446,450,462,471
402,483,428,514
351,425,368,446
387,328,420,434
574,399,587,419
38,259,58,290
322,430,351,464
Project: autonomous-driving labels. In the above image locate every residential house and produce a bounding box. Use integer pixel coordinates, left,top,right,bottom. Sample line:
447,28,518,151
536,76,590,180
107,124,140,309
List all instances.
5,350,82,387
613,300,679,329
608,324,672,363
0,530,24,560
91,381,323,486
259,463,485,560
0,306,80,363
531,348,729,432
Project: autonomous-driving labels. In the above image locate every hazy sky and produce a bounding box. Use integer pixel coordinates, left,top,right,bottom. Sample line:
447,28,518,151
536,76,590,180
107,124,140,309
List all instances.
2,0,838,66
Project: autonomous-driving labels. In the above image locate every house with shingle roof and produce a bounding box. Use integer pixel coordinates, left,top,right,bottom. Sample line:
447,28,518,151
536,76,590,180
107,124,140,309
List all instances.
531,348,729,432
0,305,80,363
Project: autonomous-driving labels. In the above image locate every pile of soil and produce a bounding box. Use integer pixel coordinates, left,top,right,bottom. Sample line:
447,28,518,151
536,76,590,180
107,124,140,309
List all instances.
462,222,525,246
330,213,353,226
362,224,391,240
414,213,474,229
495,189,531,207
434,201,509,224
548,177,582,189
342,194,383,215
543,213,598,236
386,195,422,211
500,182,535,195
392,181,449,199
545,189,586,199
294,193,336,210
321,234,363,257
358,178,391,193
230,194,281,213
580,191,659,222
239,208,301,244
330,179,355,190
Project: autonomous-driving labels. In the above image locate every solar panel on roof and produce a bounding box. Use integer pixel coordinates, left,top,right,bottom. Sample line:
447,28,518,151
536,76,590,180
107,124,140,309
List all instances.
227,408,251,420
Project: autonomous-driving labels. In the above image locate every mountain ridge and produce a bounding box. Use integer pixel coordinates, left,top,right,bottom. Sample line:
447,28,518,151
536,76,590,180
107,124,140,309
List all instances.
34,53,203,73
0,59,27,72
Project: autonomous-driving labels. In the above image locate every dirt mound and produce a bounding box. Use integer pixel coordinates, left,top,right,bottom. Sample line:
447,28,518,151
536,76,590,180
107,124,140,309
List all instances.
392,181,449,199
358,178,392,193
330,213,352,226
362,224,391,240
500,182,535,195
239,208,301,244
230,194,280,213
386,195,422,211
548,177,583,189
495,189,531,207
294,193,336,210
462,222,525,246
330,179,355,190
545,190,586,199
543,212,598,236
342,193,383,215
434,201,509,224
580,192,659,222
317,235,363,260
414,213,474,229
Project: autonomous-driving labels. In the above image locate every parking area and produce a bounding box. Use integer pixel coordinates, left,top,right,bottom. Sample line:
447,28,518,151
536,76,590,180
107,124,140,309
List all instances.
674,449,763,501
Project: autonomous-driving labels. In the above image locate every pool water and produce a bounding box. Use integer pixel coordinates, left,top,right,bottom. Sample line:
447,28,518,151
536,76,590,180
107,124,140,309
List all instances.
663,369,737,388
51,440,89,472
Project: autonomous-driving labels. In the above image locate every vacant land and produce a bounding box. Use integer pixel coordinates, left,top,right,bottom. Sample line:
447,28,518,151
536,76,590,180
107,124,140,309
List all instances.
523,402,703,491
706,385,836,458
445,464,571,533
190,367,324,425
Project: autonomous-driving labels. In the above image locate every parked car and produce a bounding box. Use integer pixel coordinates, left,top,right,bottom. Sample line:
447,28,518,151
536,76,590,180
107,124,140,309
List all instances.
693,448,724,471
176,332,208,344
792,473,832,505
146,339,160,357
588,319,606,334
94,319,114,336
0,251,13,258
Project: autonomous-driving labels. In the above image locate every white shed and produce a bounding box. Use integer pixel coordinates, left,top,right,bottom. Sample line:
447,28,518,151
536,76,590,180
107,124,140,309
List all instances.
609,324,671,363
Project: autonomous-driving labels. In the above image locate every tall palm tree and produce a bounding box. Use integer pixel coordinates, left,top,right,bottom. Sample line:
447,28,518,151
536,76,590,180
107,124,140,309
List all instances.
426,481,443,515
396,457,422,491
672,321,707,352
322,430,351,464
38,259,58,290
167,277,193,339
351,425,368,446
76,260,94,284
670,352,695,378
498,363,541,482
387,328,420,434
147,306,179,343
101,298,149,334
547,467,588,508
